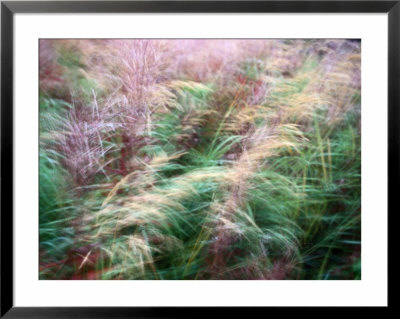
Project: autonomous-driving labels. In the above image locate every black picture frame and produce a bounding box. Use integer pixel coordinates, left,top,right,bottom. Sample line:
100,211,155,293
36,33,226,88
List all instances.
1,1,395,317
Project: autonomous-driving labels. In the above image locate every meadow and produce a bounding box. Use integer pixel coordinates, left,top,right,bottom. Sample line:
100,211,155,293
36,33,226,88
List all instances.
39,39,361,280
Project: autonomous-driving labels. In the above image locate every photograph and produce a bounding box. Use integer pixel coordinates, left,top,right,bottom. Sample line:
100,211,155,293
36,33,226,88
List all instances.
39,38,361,280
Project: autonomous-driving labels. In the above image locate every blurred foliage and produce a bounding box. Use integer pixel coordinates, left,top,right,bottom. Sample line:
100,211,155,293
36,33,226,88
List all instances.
39,39,361,280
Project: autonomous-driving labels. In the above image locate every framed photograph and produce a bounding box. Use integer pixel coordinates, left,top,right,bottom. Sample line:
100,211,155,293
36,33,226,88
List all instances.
1,0,395,317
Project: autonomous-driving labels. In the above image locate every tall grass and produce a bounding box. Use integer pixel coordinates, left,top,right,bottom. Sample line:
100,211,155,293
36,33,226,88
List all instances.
39,39,361,280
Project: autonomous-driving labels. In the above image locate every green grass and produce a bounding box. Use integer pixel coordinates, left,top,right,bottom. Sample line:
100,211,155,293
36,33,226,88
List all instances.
39,39,361,280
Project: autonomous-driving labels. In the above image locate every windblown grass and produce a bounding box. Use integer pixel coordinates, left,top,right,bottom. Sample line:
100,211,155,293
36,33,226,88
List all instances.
39,39,361,280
